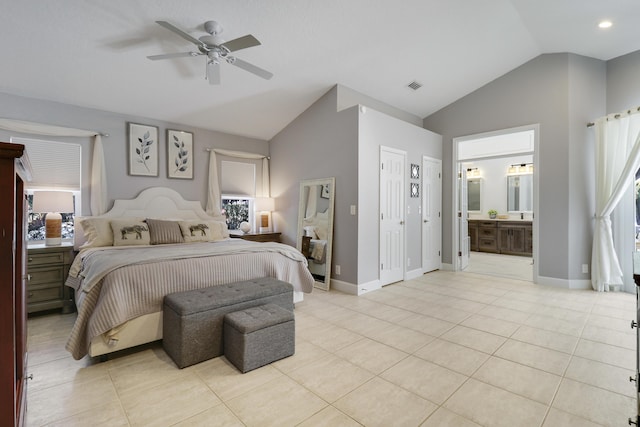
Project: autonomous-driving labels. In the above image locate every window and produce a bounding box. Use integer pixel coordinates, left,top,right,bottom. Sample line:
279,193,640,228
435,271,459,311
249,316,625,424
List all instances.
221,197,254,230
26,192,78,241
12,137,82,242
220,160,256,230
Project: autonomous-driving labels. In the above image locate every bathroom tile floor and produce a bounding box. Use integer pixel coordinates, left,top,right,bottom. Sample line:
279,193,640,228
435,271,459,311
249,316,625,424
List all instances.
26,270,635,426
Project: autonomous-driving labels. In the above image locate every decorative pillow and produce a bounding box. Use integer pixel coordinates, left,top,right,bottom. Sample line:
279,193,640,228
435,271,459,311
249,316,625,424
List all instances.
111,219,151,246
178,220,224,242
77,217,113,248
146,218,184,245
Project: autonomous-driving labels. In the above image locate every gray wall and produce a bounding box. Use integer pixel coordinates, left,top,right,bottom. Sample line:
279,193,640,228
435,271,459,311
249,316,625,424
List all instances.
270,84,442,288
0,91,268,215
607,50,640,113
358,107,442,284
270,86,359,284
424,53,606,283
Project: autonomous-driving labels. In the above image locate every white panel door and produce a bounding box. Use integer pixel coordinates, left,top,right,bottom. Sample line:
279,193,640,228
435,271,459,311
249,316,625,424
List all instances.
459,165,470,270
422,157,442,273
380,147,405,286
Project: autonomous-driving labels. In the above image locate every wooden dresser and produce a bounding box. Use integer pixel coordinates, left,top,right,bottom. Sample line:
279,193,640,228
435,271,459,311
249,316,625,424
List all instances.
0,142,31,427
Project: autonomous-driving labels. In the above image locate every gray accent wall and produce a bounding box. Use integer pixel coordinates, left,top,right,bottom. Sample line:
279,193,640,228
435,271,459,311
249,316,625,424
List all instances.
424,53,606,284
0,91,268,215
270,86,359,284
607,50,640,113
270,85,442,289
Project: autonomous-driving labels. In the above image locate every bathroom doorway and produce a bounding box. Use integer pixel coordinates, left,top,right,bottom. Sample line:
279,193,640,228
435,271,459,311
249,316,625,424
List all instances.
452,125,539,283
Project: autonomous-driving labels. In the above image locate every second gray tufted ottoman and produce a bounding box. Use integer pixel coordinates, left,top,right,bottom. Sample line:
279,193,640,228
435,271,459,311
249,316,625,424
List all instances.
162,277,293,368
224,303,295,373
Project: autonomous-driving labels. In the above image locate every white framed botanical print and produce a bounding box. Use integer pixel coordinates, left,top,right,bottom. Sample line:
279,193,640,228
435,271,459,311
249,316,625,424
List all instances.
167,130,193,179
128,123,159,176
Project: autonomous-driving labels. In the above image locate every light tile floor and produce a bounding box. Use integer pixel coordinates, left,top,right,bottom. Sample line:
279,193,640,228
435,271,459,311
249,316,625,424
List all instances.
26,270,636,426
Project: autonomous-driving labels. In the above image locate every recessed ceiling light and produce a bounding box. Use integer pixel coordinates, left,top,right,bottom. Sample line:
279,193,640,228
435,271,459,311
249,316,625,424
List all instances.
598,20,612,29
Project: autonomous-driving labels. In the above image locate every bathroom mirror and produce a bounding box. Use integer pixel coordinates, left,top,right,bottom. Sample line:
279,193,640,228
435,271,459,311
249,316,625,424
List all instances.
296,177,335,291
467,178,481,212
507,174,533,212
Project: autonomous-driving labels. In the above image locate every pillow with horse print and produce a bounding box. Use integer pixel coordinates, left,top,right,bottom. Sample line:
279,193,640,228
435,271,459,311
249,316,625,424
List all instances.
111,219,151,246
178,220,224,242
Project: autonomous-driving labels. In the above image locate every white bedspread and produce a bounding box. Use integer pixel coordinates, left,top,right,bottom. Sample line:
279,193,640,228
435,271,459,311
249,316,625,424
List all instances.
65,240,314,359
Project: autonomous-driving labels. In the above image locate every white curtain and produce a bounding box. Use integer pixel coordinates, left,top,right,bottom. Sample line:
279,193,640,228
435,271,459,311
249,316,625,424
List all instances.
205,148,270,216
591,110,640,291
0,118,108,215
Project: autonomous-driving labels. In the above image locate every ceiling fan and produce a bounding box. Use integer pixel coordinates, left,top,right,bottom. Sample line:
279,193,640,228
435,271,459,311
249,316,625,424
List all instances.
148,20,273,85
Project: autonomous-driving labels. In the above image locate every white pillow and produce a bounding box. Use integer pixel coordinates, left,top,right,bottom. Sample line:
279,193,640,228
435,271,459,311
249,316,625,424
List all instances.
77,217,113,248
111,219,151,246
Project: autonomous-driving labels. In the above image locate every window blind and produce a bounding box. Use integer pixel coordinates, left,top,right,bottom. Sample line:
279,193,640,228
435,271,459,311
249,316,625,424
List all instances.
13,137,81,191
221,160,256,196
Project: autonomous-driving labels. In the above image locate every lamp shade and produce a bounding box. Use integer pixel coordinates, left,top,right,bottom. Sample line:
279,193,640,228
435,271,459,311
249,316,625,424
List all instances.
32,191,74,246
32,191,74,213
254,197,275,212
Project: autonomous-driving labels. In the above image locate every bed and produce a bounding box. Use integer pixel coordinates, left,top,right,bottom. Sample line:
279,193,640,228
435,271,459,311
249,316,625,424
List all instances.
64,187,314,360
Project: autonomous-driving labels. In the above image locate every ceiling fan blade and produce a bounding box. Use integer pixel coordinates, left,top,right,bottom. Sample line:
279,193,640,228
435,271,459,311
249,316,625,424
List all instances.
147,52,199,61
231,58,273,80
222,35,261,52
156,21,205,48
207,61,221,85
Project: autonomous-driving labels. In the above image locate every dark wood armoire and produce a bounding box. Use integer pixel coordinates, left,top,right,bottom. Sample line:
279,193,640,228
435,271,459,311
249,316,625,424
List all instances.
0,142,31,426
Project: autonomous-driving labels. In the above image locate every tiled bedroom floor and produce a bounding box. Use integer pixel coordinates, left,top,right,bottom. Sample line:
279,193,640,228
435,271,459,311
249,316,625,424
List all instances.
26,270,636,427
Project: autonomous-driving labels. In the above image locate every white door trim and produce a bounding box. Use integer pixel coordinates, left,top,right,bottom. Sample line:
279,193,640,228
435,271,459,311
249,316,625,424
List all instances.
452,124,539,283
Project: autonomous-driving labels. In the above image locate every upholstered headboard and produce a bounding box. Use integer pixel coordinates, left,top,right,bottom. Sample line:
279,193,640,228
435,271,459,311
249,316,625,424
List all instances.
74,187,224,249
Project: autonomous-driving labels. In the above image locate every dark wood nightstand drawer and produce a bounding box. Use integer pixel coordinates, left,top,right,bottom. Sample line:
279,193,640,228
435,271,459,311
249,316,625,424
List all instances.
27,285,62,304
28,266,65,286
28,252,65,266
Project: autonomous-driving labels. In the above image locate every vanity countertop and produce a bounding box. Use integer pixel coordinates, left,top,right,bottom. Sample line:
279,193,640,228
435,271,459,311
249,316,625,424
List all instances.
469,218,532,222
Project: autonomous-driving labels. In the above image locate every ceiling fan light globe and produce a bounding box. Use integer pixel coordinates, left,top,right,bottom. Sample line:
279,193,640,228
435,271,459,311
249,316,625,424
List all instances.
204,20,223,36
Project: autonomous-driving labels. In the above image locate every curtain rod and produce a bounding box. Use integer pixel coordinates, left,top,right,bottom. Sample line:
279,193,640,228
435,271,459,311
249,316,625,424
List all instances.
587,106,640,127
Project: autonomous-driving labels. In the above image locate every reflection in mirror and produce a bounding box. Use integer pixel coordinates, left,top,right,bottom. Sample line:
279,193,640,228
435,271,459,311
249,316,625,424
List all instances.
297,177,335,291
507,174,533,212
467,178,481,211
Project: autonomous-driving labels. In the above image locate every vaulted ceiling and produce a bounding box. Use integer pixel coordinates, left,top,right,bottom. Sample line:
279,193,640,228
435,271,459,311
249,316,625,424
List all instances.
2,0,639,140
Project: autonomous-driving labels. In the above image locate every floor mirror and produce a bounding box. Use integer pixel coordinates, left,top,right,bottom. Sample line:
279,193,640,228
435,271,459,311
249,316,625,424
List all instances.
296,177,335,291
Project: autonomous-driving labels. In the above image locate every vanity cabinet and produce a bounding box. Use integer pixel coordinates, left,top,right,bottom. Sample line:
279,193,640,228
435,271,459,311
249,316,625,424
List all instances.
477,221,498,253
469,220,532,256
468,222,478,252
497,221,532,256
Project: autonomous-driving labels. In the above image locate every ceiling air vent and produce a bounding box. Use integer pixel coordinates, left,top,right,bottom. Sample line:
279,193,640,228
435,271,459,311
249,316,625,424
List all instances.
407,80,422,91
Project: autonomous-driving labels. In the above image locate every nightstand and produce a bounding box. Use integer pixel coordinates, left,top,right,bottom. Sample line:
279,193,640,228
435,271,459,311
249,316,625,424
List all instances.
230,232,282,243
27,242,75,314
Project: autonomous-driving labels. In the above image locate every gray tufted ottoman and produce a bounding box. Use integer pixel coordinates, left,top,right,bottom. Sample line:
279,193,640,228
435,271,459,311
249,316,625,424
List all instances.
224,304,295,373
162,277,293,368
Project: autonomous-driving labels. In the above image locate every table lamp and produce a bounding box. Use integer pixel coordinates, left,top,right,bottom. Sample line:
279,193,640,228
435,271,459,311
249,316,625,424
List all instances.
254,197,275,233
32,191,74,245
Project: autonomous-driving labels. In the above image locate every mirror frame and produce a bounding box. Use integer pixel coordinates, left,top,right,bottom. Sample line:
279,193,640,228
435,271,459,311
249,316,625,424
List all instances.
296,177,335,291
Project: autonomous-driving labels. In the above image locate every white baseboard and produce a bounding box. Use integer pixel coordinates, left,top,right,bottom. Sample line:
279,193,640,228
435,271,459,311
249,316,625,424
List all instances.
536,275,592,290
405,268,423,281
440,263,455,271
330,278,381,295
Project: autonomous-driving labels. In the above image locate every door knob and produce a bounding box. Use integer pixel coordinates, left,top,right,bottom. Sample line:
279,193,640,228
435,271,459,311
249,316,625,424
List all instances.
400,221,404,225
423,219,428,223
